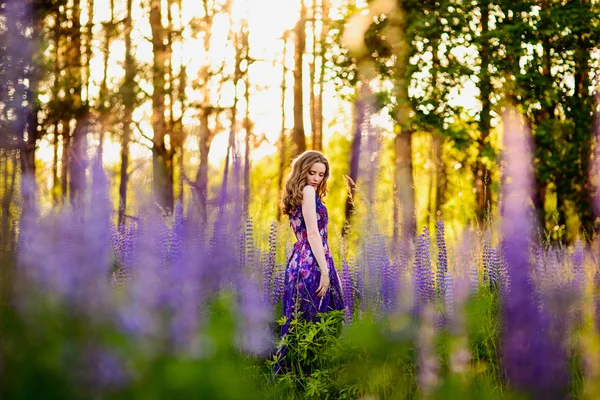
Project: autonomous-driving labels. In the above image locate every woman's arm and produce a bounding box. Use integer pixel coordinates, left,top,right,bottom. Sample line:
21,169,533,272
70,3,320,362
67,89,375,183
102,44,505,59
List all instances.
302,185,328,275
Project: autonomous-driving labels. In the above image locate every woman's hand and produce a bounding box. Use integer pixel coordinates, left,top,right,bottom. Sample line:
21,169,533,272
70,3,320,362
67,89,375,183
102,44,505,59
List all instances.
316,272,330,298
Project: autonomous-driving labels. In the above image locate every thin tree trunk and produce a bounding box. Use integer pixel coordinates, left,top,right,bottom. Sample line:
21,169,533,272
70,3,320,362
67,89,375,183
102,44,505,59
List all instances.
52,127,59,204
533,0,553,234
292,0,307,158
390,5,416,242
314,0,328,152
429,133,444,228
61,119,70,203
51,8,61,205
309,0,317,150
98,0,112,148
277,33,289,221
118,0,134,226
150,0,174,213
242,25,251,215
474,0,492,224
68,0,87,208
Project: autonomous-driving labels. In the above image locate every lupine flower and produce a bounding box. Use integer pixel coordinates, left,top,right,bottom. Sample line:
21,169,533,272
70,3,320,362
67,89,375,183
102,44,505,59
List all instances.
487,246,499,290
169,201,185,269
341,260,354,322
482,231,492,285
444,272,454,324
272,264,285,306
572,240,585,292
469,264,478,295
110,222,122,265
436,220,448,300
380,259,399,315
263,222,277,305
413,227,434,316
500,108,568,397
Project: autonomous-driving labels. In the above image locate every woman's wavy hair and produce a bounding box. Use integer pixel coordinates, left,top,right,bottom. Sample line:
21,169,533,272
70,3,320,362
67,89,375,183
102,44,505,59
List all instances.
281,150,330,216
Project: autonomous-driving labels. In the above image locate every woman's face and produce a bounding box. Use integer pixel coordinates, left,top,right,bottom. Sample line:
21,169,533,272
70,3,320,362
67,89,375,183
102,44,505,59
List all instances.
305,162,326,189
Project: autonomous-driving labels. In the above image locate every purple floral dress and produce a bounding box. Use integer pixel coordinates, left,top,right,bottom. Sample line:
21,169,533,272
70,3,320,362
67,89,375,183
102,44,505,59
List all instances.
280,190,345,339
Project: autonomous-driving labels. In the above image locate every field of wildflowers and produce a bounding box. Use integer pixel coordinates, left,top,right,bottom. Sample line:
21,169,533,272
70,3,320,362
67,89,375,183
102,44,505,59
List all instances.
2,109,600,399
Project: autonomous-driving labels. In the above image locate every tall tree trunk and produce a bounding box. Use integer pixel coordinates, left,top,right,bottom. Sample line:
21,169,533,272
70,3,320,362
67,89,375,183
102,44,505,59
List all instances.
242,25,251,215
309,0,317,150
314,0,328,152
573,44,594,237
429,133,444,228
52,127,59,204
474,0,492,224
150,0,174,213
51,7,62,205
68,0,87,208
291,0,307,158
98,0,111,148
119,0,134,226
61,119,70,203
277,33,289,221
390,5,416,242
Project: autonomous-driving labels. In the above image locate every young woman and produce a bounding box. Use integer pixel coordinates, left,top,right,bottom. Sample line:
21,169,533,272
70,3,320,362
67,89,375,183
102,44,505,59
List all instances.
277,150,345,352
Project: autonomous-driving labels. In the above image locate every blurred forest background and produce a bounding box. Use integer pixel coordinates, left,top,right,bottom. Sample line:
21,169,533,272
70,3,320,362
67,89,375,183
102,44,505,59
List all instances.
1,0,599,251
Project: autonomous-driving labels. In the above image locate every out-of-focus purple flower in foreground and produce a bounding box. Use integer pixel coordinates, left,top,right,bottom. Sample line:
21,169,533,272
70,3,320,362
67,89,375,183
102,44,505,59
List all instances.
500,108,568,398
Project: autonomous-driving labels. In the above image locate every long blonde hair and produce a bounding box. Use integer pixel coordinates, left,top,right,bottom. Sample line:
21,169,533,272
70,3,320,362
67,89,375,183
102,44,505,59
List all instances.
281,150,330,216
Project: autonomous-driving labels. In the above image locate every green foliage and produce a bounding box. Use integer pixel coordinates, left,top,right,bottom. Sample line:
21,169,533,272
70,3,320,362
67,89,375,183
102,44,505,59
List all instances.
267,310,347,399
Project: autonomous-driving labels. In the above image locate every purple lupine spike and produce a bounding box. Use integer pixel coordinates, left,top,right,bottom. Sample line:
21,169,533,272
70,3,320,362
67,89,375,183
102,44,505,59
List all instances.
486,246,498,290
363,231,384,312
169,201,185,269
155,217,170,270
122,223,138,273
262,249,273,306
380,259,398,315
500,108,568,397
498,243,510,298
244,217,256,271
413,227,435,316
354,257,364,310
572,240,585,292
470,264,478,295
482,230,492,284
110,222,122,265
342,260,354,322
444,272,454,324
263,222,277,305
271,263,285,306
436,220,448,299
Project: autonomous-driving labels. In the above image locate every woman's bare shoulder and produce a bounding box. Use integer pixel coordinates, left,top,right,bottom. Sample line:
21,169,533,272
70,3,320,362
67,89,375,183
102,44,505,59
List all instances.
302,185,315,195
